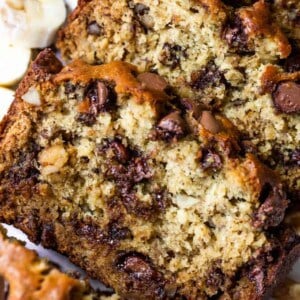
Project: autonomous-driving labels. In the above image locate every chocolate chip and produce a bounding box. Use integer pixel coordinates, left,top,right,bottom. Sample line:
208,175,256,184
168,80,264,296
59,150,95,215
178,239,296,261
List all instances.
159,43,186,69
110,141,130,164
97,81,109,108
132,3,154,30
156,111,186,141
77,81,117,126
222,17,250,53
87,21,103,36
106,223,132,245
137,72,168,92
180,98,207,119
117,252,157,281
200,148,223,171
272,81,300,114
253,183,288,229
133,3,149,15
190,62,226,91
284,54,300,73
200,111,222,134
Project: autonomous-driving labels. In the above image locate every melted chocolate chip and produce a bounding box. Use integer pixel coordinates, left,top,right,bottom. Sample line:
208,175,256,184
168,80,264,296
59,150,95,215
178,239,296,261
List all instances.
180,98,207,120
200,148,223,171
200,111,222,134
133,3,149,15
75,220,132,245
253,183,288,229
77,81,117,126
116,252,159,282
137,72,168,92
8,143,40,186
156,111,186,141
87,21,103,36
284,54,300,73
131,3,154,30
190,62,226,91
223,17,250,53
159,43,186,69
272,81,300,114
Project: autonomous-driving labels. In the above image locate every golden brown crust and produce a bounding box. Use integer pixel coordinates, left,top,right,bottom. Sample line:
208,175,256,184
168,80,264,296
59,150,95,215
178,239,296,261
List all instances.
54,60,169,105
238,0,291,58
0,227,86,300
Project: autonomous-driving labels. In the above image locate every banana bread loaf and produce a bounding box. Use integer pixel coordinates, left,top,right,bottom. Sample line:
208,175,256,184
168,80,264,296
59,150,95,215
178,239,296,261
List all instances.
0,49,299,299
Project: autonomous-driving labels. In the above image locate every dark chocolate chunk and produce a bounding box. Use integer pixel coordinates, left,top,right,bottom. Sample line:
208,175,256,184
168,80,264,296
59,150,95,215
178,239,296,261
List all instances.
87,80,117,114
253,183,288,229
272,81,300,114
159,43,186,69
180,98,207,120
137,72,168,92
284,54,300,73
200,148,223,171
200,111,222,134
190,62,226,91
106,223,133,245
222,17,250,53
133,3,149,15
87,21,103,36
156,111,186,141
116,252,159,282
131,3,154,30
77,81,117,126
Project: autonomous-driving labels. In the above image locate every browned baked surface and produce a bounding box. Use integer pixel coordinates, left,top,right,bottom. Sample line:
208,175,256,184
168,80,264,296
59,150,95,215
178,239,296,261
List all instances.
0,49,298,299
0,225,103,300
56,0,300,210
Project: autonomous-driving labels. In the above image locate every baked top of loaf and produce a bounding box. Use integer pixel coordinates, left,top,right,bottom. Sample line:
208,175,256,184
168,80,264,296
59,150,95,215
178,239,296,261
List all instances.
0,49,298,299
56,0,300,206
0,225,109,300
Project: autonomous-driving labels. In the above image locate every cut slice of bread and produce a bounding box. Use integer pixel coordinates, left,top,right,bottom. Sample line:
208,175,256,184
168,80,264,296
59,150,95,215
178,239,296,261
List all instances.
0,49,298,299
0,225,115,300
56,0,300,208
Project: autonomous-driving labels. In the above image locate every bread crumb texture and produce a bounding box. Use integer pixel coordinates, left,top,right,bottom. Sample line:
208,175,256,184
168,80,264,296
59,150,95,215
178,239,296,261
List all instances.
57,0,300,203
0,50,296,299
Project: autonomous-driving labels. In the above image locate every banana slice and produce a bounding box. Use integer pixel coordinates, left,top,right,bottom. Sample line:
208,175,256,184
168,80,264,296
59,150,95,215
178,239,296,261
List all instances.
0,44,31,86
0,87,14,121
0,0,67,49
65,0,77,11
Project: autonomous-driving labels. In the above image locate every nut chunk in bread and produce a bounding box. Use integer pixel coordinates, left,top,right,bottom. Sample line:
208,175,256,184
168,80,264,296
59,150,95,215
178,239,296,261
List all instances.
0,49,298,299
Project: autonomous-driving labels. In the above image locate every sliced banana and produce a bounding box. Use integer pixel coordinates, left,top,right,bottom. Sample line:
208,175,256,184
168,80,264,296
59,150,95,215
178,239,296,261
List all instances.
0,87,14,121
0,0,67,49
65,0,77,11
0,44,31,86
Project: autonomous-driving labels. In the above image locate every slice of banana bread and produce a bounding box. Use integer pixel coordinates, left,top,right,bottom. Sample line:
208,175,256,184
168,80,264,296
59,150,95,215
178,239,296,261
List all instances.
56,0,300,206
0,225,114,300
0,49,298,299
